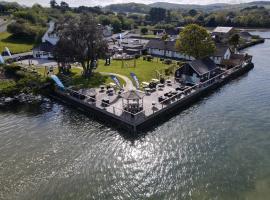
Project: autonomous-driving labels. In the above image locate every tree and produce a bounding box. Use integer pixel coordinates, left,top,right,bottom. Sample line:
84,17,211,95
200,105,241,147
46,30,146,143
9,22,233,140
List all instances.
188,9,198,17
50,0,58,8
54,14,108,77
141,27,148,35
176,24,216,59
229,34,240,49
149,8,166,23
60,1,69,11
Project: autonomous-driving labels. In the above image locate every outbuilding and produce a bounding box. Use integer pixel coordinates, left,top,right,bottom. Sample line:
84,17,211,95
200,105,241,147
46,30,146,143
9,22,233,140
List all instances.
175,57,220,84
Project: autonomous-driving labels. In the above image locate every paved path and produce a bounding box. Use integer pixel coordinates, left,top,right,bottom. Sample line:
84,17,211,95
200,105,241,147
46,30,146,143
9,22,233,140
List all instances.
99,72,134,90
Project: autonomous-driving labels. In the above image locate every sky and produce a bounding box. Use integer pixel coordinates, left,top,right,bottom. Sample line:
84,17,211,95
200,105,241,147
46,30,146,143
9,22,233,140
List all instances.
4,0,269,7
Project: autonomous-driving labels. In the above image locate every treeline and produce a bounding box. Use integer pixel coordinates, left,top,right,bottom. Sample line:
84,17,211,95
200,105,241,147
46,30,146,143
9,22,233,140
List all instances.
144,6,270,28
1,0,270,44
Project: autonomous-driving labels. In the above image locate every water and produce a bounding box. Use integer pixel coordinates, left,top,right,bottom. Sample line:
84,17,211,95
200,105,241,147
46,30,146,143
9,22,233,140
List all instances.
1,31,270,200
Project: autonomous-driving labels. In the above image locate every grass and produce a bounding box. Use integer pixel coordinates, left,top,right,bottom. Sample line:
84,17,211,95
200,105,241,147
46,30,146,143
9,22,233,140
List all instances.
34,57,177,89
36,66,125,89
96,57,174,82
142,34,159,39
0,79,16,90
0,32,35,54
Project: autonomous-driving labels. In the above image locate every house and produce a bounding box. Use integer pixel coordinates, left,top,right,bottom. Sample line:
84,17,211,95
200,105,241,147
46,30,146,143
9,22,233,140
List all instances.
152,29,165,36
34,21,59,59
239,31,252,41
221,53,253,68
122,43,144,55
145,39,193,60
210,44,232,65
42,21,59,45
212,26,235,43
175,57,220,85
33,42,55,59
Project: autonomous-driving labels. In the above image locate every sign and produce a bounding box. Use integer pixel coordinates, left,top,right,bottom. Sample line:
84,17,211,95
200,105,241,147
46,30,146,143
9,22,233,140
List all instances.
0,55,5,64
5,47,12,57
130,72,140,89
110,75,122,89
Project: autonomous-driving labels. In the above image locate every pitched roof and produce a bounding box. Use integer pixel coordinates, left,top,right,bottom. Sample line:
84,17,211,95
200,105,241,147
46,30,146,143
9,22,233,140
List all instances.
239,31,252,38
121,90,145,100
213,44,231,57
145,39,177,52
33,42,55,52
188,57,217,75
212,27,234,34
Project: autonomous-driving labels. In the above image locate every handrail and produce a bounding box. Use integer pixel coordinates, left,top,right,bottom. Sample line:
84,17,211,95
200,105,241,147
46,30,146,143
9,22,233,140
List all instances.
57,62,247,120
140,62,246,117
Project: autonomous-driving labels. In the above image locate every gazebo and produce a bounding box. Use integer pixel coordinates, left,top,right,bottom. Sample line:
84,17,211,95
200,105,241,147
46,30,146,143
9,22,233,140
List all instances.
121,90,145,114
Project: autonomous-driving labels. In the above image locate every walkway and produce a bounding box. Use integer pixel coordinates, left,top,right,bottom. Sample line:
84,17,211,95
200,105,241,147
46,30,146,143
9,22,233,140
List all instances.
99,72,135,90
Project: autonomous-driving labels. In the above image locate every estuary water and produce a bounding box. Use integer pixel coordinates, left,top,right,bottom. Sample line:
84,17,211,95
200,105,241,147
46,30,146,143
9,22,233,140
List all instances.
0,31,270,200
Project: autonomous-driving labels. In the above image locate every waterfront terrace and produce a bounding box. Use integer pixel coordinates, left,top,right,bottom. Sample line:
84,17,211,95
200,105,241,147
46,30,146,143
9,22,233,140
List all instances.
53,57,253,132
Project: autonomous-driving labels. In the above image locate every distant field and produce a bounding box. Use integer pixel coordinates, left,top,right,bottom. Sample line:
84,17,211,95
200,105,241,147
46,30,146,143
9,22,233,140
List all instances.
0,32,35,54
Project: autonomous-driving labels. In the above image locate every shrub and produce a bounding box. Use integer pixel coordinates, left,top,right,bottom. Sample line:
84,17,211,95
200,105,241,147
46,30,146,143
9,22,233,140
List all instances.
135,54,140,59
146,55,153,61
164,59,172,65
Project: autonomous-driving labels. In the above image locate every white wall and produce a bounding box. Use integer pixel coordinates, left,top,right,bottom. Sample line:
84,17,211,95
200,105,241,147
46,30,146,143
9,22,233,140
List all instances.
33,50,53,59
148,48,194,60
42,21,59,45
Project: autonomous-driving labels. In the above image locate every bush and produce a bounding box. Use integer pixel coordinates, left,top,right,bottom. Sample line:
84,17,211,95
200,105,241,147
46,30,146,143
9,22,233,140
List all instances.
146,55,153,61
141,27,148,35
164,59,172,65
3,64,21,77
135,54,140,59
160,77,165,84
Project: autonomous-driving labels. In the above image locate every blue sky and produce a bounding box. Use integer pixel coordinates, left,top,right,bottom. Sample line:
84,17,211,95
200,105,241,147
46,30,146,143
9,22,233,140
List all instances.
4,0,269,7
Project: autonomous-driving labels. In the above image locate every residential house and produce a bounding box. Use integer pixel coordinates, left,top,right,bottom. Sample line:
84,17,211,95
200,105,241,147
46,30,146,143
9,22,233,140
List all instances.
42,21,59,45
33,42,55,59
175,57,220,85
145,39,193,60
239,31,252,41
210,44,232,65
212,26,235,43
145,39,233,65
34,21,113,59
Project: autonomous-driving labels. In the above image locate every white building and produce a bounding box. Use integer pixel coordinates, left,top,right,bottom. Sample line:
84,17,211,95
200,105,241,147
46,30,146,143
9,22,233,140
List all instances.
145,39,232,65
42,21,59,45
210,44,232,65
145,40,193,61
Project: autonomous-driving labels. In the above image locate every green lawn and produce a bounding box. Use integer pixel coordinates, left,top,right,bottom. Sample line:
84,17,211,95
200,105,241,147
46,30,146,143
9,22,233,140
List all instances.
0,32,35,54
0,79,16,90
35,57,176,89
96,57,172,82
36,66,125,89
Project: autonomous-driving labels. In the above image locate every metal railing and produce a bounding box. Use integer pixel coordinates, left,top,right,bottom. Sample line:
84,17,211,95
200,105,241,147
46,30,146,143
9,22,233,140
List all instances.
56,62,248,123
59,88,146,123
141,62,246,117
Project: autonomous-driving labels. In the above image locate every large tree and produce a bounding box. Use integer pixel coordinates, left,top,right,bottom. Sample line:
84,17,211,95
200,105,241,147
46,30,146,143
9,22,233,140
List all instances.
54,14,108,77
176,24,216,59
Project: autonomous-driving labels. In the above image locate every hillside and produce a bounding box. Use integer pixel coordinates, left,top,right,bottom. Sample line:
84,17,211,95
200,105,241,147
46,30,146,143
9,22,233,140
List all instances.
104,1,270,13
149,1,270,11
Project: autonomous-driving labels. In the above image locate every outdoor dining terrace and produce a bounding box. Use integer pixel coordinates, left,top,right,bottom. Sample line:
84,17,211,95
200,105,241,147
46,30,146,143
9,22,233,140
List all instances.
55,61,252,127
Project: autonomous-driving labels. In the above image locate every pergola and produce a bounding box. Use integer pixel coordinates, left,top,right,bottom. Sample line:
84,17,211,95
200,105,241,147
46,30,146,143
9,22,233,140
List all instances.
121,90,145,114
